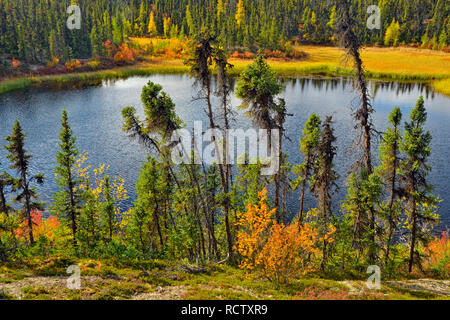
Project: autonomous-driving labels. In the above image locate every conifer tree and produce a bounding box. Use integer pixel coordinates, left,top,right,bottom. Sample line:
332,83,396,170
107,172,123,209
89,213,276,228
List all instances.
236,53,284,222
137,1,146,36
185,30,234,260
310,116,339,270
343,169,382,264
400,97,439,273
377,107,403,263
293,113,322,222
4,120,44,244
336,0,377,262
51,110,81,247
186,5,195,36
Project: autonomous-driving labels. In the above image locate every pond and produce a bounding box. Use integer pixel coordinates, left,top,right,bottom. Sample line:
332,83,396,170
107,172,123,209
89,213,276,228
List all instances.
0,75,449,229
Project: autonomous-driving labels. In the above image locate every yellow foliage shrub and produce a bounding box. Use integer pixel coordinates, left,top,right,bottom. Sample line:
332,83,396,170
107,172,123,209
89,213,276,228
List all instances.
235,188,320,284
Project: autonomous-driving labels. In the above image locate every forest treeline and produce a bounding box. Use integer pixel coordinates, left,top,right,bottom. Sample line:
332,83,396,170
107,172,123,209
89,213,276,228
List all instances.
0,0,449,65
1,2,448,282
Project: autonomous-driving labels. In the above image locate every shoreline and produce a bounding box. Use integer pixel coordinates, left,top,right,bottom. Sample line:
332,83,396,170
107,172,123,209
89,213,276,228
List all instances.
1,62,449,96
1,45,450,97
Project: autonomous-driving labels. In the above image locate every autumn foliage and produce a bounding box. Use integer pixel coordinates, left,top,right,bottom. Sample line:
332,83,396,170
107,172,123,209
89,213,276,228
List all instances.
235,189,320,284
113,43,138,65
15,210,61,242
64,59,82,71
11,57,21,68
425,232,450,277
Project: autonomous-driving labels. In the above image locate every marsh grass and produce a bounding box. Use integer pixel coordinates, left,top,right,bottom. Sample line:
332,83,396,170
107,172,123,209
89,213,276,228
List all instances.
432,79,450,96
0,45,449,96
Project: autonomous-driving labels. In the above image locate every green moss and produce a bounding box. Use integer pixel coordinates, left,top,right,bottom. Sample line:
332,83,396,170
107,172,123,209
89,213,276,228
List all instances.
93,282,149,300
33,256,76,276
21,286,53,300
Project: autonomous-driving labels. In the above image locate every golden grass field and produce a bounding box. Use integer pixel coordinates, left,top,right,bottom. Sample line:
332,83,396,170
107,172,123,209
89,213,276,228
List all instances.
1,43,449,97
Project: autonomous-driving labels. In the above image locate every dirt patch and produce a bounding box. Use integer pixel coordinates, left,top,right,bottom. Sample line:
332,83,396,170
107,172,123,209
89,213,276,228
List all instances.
132,286,187,300
0,276,103,300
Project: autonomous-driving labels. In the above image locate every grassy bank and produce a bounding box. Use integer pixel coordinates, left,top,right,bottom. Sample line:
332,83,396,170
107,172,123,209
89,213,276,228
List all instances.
1,46,449,96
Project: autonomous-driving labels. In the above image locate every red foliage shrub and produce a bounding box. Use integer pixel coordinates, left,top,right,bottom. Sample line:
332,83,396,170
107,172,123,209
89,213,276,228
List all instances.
113,43,137,65
102,40,117,58
11,57,21,68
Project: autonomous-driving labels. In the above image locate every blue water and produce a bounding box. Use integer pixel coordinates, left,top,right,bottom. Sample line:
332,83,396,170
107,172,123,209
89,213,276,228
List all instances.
0,75,448,229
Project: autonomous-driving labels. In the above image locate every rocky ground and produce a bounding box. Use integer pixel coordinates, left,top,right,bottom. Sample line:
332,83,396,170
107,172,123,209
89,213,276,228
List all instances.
1,275,448,300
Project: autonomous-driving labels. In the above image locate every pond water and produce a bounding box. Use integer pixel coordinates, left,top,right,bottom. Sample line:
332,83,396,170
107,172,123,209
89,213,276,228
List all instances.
0,75,449,229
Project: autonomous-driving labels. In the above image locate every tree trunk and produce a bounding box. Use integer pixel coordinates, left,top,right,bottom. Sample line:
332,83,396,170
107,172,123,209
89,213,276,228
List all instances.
299,179,306,223
385,136,398,265
206,85,233,261
22,174,34,245
68,170,77,248
408,202,417,273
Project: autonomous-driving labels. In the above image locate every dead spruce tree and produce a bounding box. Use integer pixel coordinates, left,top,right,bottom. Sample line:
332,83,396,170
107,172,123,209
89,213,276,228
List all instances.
310,116,339,271
336,0,378,262
185,30,233,261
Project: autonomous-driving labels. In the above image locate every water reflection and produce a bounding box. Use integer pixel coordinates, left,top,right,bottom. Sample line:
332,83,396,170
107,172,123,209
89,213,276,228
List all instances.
0,75,448,229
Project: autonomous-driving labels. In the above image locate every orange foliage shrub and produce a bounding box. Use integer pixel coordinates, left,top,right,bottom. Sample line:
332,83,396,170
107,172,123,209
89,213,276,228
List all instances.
113,43,137,65
230,50,254,59
11,57,21,68
65,59,82,71
235,189,320,284
15,211,61,242
244,51,254,59
231,50,240,59
47,57,60,68
425,232,449,277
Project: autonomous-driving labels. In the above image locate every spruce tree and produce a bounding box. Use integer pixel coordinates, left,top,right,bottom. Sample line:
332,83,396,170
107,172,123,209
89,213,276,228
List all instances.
4,120,44,244
377,107,403,264
310,116,339,270
400,96,439,273
51,110,81,247
293,113,322,222
185,30,233,259
236,53,284,221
